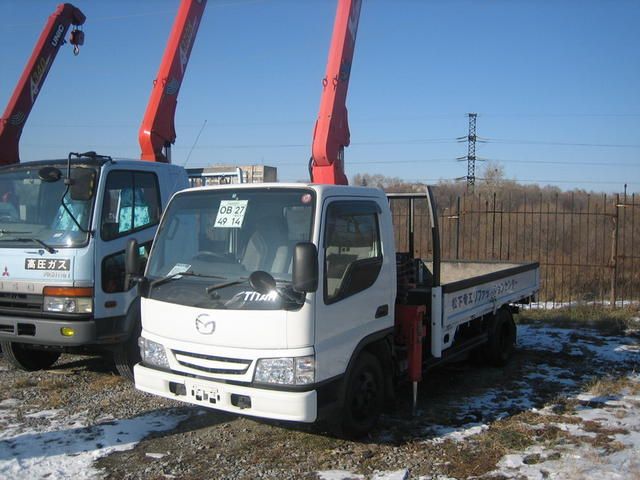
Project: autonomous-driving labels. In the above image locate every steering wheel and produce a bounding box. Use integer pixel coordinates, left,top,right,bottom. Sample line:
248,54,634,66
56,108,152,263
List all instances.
194,251,235,263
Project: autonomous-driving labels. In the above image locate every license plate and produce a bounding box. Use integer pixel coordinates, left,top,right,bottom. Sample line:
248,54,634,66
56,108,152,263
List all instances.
186,382,220,405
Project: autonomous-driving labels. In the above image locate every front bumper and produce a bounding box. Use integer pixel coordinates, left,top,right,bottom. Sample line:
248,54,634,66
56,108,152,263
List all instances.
0,314,97,345
135,363,318,423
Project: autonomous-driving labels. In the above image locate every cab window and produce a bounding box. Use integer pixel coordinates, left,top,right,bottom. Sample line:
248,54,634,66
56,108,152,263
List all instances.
324,201,382,304
100,171,161,240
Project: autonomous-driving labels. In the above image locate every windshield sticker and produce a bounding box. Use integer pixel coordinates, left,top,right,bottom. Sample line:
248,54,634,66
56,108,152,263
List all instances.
25,258,70,271
214,200,248,228
167,263,191,277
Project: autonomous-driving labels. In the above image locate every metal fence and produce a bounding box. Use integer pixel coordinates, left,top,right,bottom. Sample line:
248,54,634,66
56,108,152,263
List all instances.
390,191,640,307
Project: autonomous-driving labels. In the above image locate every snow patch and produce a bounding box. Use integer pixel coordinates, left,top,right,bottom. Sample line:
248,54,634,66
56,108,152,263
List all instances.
0,407,189,480
490,374,640,479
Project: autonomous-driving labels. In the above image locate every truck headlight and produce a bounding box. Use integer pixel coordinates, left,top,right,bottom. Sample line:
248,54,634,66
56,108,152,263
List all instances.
254,355,315,385
138,337,169,369
43,287,93,314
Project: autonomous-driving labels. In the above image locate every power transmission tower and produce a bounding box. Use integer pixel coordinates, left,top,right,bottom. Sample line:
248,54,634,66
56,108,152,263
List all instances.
466,113,477,189
456,113,480,192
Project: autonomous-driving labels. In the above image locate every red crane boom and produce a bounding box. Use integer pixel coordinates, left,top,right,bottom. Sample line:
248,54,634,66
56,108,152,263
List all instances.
0,3,85,166
310,0,362,185
139,0,207,163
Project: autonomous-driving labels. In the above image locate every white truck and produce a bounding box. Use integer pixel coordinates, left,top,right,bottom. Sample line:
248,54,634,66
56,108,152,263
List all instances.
129,183,539,436
0,153,190,378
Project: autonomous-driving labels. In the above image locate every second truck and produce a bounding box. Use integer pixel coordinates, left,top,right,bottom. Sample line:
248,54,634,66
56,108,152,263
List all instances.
0,0,206,378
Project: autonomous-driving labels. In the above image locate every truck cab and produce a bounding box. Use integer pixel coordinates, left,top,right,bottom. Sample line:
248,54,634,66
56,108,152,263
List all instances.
134,183,397,423
0,155,188,377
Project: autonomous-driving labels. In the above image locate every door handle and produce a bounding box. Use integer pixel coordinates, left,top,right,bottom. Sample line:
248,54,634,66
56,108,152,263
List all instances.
375,304,389,318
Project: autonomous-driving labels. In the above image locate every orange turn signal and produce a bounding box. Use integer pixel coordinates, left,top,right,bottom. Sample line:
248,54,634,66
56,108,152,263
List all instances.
43,287,94,297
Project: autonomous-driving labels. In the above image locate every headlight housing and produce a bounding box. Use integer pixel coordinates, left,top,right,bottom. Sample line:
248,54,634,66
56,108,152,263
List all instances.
43,287,93,314
254,355,315,385
138,337,169,369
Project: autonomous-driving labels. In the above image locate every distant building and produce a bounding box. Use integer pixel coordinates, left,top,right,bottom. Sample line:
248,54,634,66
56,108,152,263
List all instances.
188,164,277,186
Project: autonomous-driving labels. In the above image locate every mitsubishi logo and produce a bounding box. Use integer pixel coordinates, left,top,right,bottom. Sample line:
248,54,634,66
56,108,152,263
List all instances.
195,314,215,335
2,267,9,277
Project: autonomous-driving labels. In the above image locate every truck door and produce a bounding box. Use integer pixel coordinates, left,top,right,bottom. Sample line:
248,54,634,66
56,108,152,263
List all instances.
93,169,162,326
316,198,392,380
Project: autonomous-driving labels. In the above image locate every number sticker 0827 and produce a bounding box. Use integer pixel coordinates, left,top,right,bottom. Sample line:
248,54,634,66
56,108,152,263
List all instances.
214,200,248,228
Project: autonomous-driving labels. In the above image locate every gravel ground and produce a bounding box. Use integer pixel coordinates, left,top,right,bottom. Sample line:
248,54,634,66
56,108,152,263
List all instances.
1,316,639,479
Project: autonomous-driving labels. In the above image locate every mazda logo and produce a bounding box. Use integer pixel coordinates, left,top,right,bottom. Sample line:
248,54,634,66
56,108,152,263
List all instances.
195,314,215,335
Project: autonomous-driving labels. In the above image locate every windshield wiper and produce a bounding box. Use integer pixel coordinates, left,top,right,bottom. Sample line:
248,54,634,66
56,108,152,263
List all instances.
206,277,248,294
150,271,226,289
0,236,56,254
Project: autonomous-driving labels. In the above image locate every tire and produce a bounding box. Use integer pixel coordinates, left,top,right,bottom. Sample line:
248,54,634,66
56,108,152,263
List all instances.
113,321,141,382
341,351,384,438
0,341,60,371
483,308,517,367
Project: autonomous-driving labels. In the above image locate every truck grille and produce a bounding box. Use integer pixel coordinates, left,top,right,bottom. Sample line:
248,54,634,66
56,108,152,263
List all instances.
0,293,42,314
172,350,252,375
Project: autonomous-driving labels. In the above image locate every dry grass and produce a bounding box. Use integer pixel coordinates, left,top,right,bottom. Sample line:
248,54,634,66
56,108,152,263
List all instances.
86,373,126,392
518,305,639,334
38,375,72,391
11,377,38,389
440,413,539,478
586,376,640,397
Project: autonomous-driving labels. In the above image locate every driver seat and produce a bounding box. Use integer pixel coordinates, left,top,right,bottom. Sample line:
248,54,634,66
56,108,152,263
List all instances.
241,216,290,273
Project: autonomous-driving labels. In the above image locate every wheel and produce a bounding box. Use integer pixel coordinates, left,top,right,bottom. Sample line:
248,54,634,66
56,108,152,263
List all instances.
0,341,60,371
483,308,517,367
113,321,142,382
341,351,384,438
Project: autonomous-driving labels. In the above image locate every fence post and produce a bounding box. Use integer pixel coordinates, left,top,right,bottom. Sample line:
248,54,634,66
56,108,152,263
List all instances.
455,196,461,260
610,194,619,308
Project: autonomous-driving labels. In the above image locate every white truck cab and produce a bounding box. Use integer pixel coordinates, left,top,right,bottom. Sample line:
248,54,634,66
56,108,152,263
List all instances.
0,154,189,377
134,184,393,422
132,183,539,436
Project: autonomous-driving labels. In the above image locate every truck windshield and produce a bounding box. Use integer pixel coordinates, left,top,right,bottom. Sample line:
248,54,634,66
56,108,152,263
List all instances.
0,165,97,248
146,188,315,310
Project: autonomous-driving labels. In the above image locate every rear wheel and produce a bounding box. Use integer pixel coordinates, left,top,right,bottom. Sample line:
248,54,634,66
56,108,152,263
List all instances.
0,341,60,371
341,351,384,438
484,308,517,366
113,321,142,382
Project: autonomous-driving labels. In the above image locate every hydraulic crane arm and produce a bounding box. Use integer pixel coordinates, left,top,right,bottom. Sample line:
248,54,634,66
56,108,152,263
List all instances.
139,0,207,163
0,3,85,166
310,0,362,185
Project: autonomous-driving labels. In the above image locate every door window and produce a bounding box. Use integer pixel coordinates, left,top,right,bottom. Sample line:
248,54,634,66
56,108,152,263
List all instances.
100,171,160,240
324,201,382,304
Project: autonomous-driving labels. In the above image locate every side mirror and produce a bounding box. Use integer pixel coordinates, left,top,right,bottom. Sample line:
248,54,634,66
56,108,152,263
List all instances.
293,242,318,293
249,270,276,295
125,239,141,288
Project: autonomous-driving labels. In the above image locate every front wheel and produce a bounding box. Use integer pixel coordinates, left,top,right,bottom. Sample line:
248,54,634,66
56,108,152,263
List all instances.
0,341,60,371
341,351,384,438
113,322,142,382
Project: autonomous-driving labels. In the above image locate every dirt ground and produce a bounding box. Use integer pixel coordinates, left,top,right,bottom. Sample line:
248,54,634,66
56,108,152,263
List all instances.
2,311,639,479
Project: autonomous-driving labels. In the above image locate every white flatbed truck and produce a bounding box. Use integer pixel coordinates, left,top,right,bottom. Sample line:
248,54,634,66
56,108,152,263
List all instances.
129,184,539,436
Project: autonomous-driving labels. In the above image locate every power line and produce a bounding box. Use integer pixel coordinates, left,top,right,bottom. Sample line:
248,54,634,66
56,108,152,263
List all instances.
411,177,636,186
484,138,640,148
